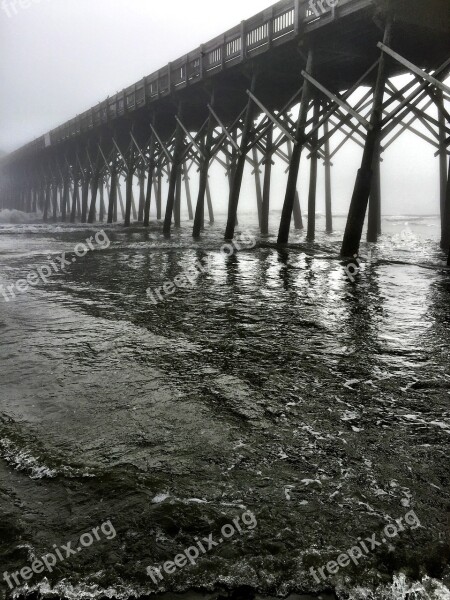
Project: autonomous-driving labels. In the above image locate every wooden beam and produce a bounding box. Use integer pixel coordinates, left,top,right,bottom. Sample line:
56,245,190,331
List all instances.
378,43,450,96
301,71,372,130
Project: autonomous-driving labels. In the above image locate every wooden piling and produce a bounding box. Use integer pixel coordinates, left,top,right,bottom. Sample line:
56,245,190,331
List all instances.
43,182,51,222
52,183,58,222
438,91,448,249
70,177,79,223
163,105,185,237
307,101,320,241
341,21,392,257
324,119,333,233
367,139,381,242
124,171,134,226
206,180,214,225
138,172,146,222
193,101,215,237
107,171,117,224
61,177,69,222
144,167,154,227
99,180,105,222
443,156,450,255
88,173,99,223
261,127,274,235
81,178,89,223
278,50,314,244
252,146,263,230
224,74,257,240
175,170,181,228
183,164,194,220
156,169,162,220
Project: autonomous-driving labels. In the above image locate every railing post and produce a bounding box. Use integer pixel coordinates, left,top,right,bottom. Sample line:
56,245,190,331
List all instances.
268,7,274,48
168,63,172,93
221,35,226,70
199,44,205,79
294,0,300,34
240,20,246,62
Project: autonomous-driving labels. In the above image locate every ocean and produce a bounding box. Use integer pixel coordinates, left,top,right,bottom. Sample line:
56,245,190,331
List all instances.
0,210,449,600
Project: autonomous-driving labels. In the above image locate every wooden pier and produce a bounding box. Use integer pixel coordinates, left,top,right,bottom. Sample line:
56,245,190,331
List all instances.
0,0,449,259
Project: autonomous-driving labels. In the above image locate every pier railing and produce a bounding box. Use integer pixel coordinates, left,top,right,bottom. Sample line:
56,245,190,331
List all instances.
10,0,353,162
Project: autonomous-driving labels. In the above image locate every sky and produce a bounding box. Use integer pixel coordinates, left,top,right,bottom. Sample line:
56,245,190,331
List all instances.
0,0,448,216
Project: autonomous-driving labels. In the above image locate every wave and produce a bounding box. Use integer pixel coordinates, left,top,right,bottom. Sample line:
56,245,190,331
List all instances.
10,573,450,600
0,209,41,224
0,436,95,480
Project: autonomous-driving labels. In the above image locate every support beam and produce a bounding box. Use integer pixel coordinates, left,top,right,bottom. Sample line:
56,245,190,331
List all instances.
163,104,185,237
107,171,118,224
252,147,263,230
224,74,257,240
156,169,162,220
61,177,69,223
293,191,303,230
307,101,320,241
117,180,126,220
193,107,215,237
52,183,58,222
99,180,105,222
43,181,51,222
138,172,146,222
70,176,79,223
278,51,313,244
247,90,296,144
302,71,372,130
88,172,99,224
174,169,181,228
261,127,274,235
206,180,214,225
438,91,449,248
442,158,450,254
143,126,157,227
124,171,134,227
183,164,194,220
81,177,90,223
323,119,333,233
367,139,381,242
341,22,392,257
378,43,450,97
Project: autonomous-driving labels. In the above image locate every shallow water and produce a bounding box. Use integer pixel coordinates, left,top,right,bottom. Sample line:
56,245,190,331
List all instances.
0,211,449,600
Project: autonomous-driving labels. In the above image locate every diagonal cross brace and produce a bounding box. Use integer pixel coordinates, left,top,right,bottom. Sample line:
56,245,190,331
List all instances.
175,116,206,160
378,43,450,97
246,90,296,145
301,71,372,130
208,104,242,154
149,124,174,163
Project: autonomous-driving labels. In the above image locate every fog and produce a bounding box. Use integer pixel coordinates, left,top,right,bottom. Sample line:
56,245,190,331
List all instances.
1,0,447,216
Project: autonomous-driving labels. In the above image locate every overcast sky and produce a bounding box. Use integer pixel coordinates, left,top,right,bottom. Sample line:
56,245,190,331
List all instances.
0,0,448,216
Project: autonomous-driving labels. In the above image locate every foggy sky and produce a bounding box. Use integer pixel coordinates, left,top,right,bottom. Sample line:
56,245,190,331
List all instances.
1,0,448,216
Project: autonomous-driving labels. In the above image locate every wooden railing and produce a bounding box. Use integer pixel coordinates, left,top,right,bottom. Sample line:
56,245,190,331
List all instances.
10,0,349,160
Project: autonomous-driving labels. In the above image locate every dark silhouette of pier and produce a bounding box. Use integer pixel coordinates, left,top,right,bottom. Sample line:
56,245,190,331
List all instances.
1,0,449,260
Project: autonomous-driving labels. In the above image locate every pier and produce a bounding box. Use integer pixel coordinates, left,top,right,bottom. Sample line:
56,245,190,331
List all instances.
0,0,449,260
